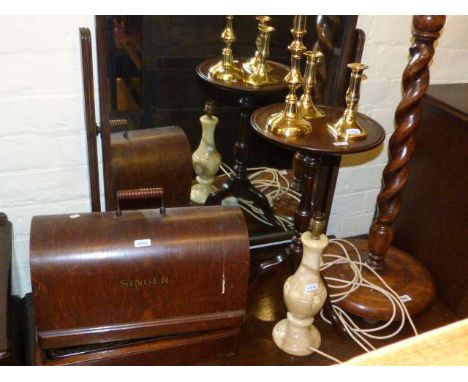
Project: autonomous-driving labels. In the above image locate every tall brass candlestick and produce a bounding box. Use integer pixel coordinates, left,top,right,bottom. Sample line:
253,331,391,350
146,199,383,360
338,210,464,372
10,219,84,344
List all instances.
298,51,325,120
243,16,273,75
245,25,278,87
328,63,368,141
208,16,244,83
267,15,311,137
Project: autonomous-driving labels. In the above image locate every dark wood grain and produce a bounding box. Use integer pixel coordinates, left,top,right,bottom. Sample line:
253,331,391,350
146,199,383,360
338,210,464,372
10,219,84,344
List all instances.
96,18,114,211
24,231,462,367
313,16,342,104
94,16,361,213
204,97,278,227
251,104,385,155
0,296,24,366
109,126,192,210
393,84,468,317
30,205,250,349
292,151,305,192
323,238,436,321
79,28,101,212
291,22,365,230
199,244,458,365
425,83,468,120
289,155,321,266
323,16,446,322
36,328,240,366
29,242,460,365
368,15,446,270
0,213,12,361
196,58,289,93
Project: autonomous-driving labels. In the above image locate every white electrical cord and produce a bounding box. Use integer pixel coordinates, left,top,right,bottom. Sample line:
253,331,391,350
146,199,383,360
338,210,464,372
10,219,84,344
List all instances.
300,238,420,364
308,345,344,364
319,238,419,355
218,165,419,363
219,163,299,231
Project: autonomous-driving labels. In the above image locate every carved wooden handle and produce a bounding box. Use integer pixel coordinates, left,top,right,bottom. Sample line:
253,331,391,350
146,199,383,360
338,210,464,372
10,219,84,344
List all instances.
116,187,165,216
367,16,446,271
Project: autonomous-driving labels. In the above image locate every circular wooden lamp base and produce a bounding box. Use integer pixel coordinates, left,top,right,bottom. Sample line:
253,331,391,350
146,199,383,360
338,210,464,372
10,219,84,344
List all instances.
322,239,436,322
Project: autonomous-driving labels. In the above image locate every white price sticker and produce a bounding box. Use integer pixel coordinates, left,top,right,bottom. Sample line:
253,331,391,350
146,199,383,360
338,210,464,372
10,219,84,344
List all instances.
400,294,412,303
305,283,318,292
134,239,151,248
346,128,361,135
333,141,349,147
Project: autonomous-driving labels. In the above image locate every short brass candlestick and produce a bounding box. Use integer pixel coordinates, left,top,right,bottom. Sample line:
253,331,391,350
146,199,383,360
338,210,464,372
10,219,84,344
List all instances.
267,16,311,138
243,16,273,75
245,25,278,87
298,51,325,120
328,63,368,141
208,16,244,83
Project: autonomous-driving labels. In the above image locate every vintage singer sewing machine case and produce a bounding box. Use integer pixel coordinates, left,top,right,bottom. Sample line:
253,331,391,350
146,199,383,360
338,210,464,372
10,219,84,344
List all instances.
30,192,250,351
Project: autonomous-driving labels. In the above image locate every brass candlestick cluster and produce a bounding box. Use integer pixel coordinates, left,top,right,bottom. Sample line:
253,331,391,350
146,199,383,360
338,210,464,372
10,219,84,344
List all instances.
209,15,370,141
208,16,281,87
262,16,368,141
266,16,325,137
209,16,244,83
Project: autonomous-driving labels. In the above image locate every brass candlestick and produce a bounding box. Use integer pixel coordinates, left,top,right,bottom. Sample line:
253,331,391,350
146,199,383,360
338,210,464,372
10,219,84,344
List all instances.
245,25,278,87
328,63,368,141
267,16,311,138
243,16,273,75
208,16,244,83
298,51,325,120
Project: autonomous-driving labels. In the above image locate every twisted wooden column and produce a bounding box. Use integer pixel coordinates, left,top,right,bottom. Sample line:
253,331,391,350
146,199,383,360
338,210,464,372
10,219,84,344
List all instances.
367,15,446,271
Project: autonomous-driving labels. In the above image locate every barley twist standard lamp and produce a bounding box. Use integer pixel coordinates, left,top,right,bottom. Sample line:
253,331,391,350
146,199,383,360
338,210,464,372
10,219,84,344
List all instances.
322,15,446,321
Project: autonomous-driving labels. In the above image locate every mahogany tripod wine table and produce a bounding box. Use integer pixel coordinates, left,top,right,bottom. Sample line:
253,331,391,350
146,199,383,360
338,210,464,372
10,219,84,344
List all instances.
196,59,289,227
250,103,385,276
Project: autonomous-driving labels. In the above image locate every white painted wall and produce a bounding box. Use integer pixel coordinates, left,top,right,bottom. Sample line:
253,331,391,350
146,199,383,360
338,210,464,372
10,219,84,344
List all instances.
328,15,468,237
0,16,467,297
0,16,97,296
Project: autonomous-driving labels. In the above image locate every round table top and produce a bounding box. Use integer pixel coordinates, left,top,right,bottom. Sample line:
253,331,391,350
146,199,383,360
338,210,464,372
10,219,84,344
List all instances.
250,103,386,156
196,58,289,94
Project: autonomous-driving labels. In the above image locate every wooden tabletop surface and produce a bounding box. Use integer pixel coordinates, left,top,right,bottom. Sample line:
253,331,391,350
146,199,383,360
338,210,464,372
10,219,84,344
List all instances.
250,104,385,156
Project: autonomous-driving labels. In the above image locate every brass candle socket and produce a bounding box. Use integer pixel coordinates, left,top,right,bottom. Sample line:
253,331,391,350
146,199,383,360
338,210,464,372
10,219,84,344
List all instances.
267,16,311,138
243,16,273,75
208,16,244,83
328,63,369,141
245,25,278,87
298,51,325,120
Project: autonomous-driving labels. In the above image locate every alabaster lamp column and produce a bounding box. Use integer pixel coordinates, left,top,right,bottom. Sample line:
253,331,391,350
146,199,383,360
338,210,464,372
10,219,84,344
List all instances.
273,215,328,356
190,101,222,205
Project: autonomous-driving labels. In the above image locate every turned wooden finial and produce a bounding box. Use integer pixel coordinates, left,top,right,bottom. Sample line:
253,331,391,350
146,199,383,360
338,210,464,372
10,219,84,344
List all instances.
367,15,446,271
